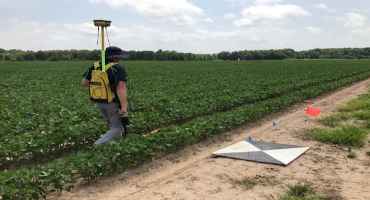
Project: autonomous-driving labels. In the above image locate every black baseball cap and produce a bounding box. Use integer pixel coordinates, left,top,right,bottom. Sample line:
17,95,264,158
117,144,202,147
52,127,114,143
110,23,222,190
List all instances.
106,46,123,57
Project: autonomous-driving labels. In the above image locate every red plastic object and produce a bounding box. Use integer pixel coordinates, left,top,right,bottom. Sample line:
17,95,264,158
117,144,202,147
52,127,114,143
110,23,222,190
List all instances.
305,106,321,117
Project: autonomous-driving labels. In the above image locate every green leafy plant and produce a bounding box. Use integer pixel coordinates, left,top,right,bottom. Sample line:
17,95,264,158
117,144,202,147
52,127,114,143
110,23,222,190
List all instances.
309,126,367,147
347,152,357,159
231,175,278,190
1,60,370,199
280,184,329,200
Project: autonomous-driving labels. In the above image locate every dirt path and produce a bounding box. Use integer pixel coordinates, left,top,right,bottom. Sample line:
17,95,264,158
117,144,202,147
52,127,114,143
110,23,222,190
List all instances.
51,79,370,200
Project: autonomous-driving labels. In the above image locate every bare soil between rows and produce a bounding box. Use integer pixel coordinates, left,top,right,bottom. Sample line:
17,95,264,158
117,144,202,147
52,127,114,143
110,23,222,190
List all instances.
50,79,370,200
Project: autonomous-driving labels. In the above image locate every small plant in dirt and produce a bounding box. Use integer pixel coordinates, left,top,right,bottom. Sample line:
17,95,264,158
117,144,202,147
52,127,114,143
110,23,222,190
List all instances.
366,151,370,157
319,114,350,128
232,177,258,190
280,184,329,200
352,111,370,121
338,94,370,112
347,152,357,159
309,126,367,147
231,175,278,190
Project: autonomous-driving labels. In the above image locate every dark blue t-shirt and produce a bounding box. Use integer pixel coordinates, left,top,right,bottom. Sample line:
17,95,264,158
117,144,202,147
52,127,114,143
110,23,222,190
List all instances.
83,63,128,102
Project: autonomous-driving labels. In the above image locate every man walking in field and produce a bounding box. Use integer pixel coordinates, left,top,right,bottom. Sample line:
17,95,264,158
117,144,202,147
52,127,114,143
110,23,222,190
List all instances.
81,46,129,145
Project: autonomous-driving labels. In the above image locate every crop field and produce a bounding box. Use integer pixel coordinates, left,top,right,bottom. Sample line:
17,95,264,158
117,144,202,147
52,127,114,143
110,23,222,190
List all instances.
1,60,370,199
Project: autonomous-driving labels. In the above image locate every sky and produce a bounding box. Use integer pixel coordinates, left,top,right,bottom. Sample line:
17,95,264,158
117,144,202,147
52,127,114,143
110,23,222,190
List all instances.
0,0,370,53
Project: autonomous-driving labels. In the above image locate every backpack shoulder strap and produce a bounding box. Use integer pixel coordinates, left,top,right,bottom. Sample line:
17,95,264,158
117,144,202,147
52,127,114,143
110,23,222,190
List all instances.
105,62,119,72
93,61,100,70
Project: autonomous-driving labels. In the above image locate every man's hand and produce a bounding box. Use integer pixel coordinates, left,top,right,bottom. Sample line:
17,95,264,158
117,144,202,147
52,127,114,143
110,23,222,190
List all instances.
116,81,128,116
119,111,129,126
81,79,90,88
119,106,128,114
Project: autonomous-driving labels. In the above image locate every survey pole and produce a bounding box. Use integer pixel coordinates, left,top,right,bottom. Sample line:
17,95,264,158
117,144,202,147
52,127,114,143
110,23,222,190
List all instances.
93,19,111,71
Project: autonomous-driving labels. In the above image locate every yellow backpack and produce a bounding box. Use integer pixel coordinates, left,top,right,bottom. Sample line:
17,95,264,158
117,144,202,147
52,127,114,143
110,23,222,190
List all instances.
89,62,118,103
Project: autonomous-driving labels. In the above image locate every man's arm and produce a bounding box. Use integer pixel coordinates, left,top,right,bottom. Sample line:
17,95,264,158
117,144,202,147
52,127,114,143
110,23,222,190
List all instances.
81,79,90,88
116,81,128,113
81,66,93,88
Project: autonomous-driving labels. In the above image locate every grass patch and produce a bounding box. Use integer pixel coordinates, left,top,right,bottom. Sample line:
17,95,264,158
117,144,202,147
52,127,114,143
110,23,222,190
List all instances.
232,177,258,190
280,184,329,200
338,94,370,112
309,126,367,147
352,111,370,121
365,121,370,129
319,113,351,128
231,175,278,190
319,92,370,130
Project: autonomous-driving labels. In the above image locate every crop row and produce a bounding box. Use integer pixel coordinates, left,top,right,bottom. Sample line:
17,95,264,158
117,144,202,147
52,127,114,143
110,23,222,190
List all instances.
2,68,370,169
2,61,370,169
1,71,369,199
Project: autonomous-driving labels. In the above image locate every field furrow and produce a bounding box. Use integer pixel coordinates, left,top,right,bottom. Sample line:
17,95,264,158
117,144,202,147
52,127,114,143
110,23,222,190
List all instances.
1,62,370,169
1,60,370,199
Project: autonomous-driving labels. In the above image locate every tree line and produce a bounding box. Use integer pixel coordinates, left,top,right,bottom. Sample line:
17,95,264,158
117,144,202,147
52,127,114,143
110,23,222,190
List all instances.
0,49,215,61
218,48,370,60
1,48,370,61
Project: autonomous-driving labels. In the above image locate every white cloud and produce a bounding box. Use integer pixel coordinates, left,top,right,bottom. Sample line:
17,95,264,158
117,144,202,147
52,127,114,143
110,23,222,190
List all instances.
90,0,204,25
203,17,214,23
0,20,98,50
314,3,335,13
224,13,236,20
344,12,367,28
64,22,96,35
315,3,328,10
255,0,283,5
223,0,247,7
234,2,310,27
305,26,322,34
4,1,370,52
0,19,296,53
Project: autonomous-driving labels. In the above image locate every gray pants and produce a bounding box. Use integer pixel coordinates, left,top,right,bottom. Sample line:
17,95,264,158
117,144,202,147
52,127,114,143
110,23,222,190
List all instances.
94,102,124,145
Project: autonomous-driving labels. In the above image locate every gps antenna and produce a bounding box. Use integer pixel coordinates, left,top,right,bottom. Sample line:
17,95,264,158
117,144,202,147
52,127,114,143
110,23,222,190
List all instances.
93,19,111,71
